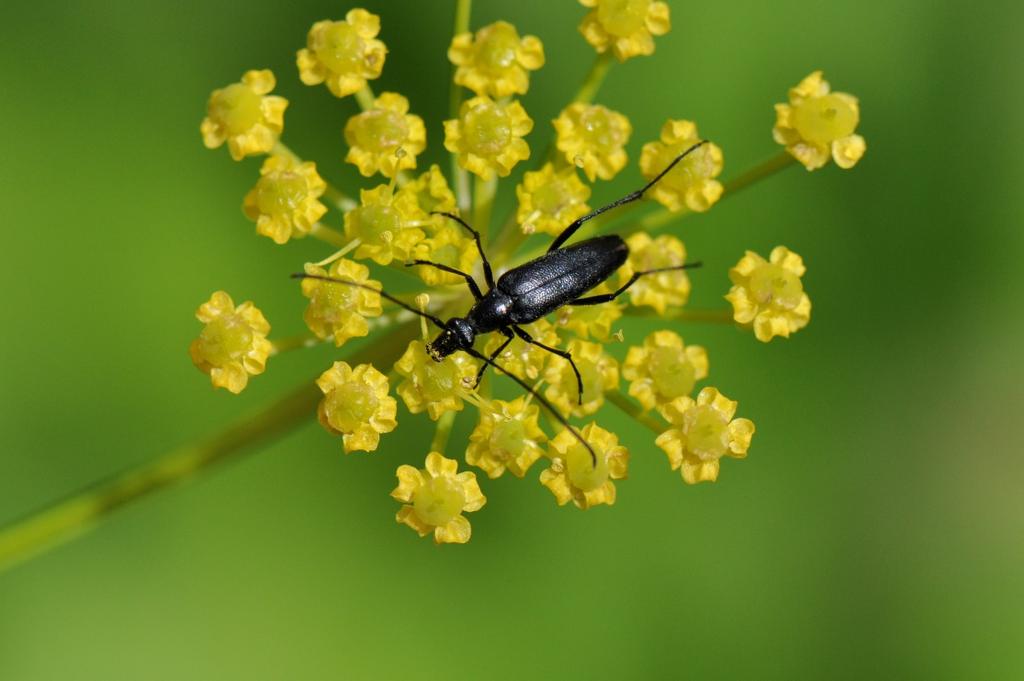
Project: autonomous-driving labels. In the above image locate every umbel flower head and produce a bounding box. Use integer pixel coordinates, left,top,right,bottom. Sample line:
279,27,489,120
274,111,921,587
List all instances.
189,291,272,394
516,162,591,236
773,70,866,171
444,96,533,179
655,388,754,484
541,423,629,509
392,452,486,544
344,92,426,178
466,397,546,479
243,154,327,244
448,21,545,97
725,246,812,342
190,6,867,544
619,233,691,314
640,120,723,213
317,361,397,453
554,103,631,181
297,9,386,98
578,0,671,62
301,259,382,346
343,184,425,265
623,331,708,411
200,69,287,160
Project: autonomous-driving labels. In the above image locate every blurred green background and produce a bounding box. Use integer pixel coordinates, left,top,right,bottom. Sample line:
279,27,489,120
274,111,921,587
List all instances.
1,0,1021,678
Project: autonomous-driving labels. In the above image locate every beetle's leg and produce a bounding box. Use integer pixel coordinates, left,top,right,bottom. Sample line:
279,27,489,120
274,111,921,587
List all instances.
431,212,496,289
569,262,702,306
512,326,584,405
547,140,709,253
473,327,513,388
404,259,483,301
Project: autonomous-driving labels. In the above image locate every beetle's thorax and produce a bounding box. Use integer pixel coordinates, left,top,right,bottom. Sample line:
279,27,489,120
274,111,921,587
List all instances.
466,289,513,335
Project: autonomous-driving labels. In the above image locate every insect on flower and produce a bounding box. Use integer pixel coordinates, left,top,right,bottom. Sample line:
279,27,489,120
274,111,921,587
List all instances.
294,142,707,462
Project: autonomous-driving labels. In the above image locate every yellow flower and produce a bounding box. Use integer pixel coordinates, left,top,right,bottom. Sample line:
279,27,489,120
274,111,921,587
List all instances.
394,341,479,420
622,331,708,411
448,21,545,97
578,0,671,62
316,361,396,453
553,103,631,182
540,423,628,509
639,120,723,212
200,69,287,161
482,318,560,381
301,259,382,346
773,70,866,171
466,397,546,479
655,387,754,484
618,233,691,314
392,452,486,544
410,223,480,288
516,163,592,236
725,246,811,342
402,164,458,216
242,155,326,244
297,9,387,98
188,291,272,394
553,283,622,340
343,184,426,265
444,96,533,180
544,339,619,417
344,92,426,178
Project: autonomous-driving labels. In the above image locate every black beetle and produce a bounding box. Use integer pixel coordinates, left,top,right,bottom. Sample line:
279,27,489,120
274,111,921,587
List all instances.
296,140,708,462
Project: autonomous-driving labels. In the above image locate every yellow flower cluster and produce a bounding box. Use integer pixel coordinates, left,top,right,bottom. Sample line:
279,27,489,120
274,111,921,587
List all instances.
297,9,386,98
578,0,671,62
444,96,533,180
725,246,811,342
189,291,272,394
190,5,869,544
773,71,866,171
243,155,327,244
201,70,287,161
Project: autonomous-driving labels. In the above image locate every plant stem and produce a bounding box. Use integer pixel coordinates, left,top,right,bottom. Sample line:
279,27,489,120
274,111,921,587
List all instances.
310,222,348,248
625,307,735,324
573,52,614,105
624,151,798,237
605,391,664,435
430,411,457,455
0,322,418,575
355,84,376,112
472,174,497,241
450,0,473,214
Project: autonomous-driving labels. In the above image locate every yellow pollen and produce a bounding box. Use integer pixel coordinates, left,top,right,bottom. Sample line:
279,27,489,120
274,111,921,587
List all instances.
597,0,651,37
413,476,467,526
749,264,803,308
210,83,263,135
315,22,362,73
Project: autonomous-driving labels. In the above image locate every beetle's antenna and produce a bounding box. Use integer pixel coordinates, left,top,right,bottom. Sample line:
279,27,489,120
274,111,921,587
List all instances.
290,273,447,330
462,346,597,466
547,139,710,252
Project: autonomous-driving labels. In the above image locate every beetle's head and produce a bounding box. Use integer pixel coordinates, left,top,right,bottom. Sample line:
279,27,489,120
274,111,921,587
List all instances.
426,317,474,362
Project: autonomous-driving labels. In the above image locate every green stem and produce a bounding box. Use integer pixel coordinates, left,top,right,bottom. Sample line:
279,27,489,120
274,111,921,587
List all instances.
310,222,348,248
430,411,457,455
472,174,497,241
450,0,473,214
0,321,418,575
269,333,321,355
625,307,735,324
272,142,357,212
625,151,798,237
354,84,376,112
573,52,614,105
606,391,664,435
